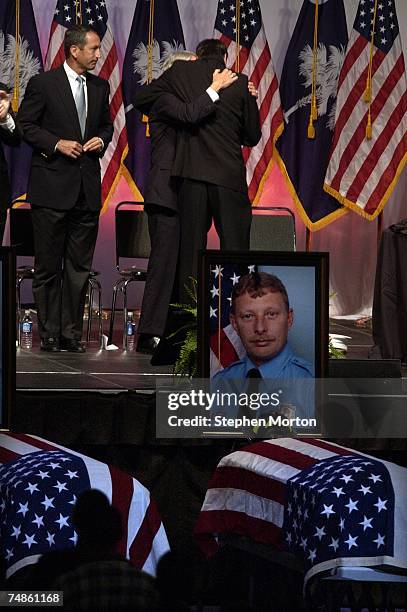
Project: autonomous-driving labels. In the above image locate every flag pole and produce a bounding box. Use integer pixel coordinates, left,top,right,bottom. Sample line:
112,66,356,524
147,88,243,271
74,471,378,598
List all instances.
308,0,319,139
75,0,82,25
377,211,383,251
235,0,240,72
12,0,20,113
217,274,222,367
305,227,312,252
141,0,155,136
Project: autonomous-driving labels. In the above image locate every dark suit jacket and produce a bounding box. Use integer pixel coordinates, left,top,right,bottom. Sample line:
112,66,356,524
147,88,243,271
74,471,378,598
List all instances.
0,82,22,211
159,56,261,194
134,89,216,210
18,66,113,211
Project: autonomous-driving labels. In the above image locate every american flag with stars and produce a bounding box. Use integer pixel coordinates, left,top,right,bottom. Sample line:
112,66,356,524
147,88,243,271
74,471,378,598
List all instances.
324,0,407,220
209,263,257,377
214,0,284,203
0,433,170,580
44,0,127,209
283,453,394,585
195,437,407,585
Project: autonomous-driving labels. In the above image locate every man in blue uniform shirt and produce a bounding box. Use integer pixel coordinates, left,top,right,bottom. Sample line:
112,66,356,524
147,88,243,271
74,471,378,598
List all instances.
213,271,314,420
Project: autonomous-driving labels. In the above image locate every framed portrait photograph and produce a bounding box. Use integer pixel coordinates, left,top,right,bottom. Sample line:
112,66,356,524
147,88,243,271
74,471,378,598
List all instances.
0,248,16,431
195,251,328,432
196,251,328,435
198,250,329,379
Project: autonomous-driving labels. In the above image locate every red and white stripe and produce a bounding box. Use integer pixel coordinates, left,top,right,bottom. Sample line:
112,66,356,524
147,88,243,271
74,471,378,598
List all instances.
324,29,407,219
44,19,127,209
0,433,169,577
210,322,244,376
215,28,284,204
195,438,355,555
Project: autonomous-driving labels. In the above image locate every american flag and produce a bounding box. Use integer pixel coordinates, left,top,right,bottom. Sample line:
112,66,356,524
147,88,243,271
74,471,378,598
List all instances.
44,0,127,209
209,263,257,377
324,0,407,220
195,437,407,585
214,0,284,204
0,433,170,580
284,453,395,585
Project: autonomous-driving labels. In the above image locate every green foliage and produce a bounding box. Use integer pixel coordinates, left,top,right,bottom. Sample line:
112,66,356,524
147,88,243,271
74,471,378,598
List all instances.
328,337,346,359
173,328,197,377
169,278,198,378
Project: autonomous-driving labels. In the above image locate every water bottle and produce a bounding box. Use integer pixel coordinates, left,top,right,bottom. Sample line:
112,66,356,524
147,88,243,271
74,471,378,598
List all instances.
20,310,33,349
126,311,135,351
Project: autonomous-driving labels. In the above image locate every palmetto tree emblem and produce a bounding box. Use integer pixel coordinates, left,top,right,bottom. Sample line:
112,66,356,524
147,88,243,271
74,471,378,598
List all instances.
284,43,346,130
132,39,184,84
0,30,41,105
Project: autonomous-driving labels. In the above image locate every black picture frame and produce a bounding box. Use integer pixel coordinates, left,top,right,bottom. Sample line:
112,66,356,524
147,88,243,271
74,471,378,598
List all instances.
197,250,329,380
0,247,16,431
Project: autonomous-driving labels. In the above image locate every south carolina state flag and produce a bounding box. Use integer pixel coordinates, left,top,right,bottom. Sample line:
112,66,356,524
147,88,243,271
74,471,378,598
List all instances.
121,0,185,199
275,0,348,231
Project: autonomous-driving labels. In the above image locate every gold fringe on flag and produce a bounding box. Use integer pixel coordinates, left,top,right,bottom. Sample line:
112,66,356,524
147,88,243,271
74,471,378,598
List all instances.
308,0,319,139
141,0,155,137
11,0,20,113
364,0,378,140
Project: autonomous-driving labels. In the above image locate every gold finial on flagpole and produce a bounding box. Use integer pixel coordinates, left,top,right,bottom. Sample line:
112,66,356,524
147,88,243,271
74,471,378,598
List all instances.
12,0,20,113
308,0,319,139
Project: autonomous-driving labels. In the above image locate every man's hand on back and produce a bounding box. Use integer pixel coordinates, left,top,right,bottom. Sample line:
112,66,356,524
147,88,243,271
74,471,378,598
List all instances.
211,68,238,92
248,81,258,98
0,90,11,121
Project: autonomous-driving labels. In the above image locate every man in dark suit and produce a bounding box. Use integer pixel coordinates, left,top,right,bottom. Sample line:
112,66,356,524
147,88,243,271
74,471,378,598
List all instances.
133,52,238,354
18,25,113,352
0,85,21,243
159,38,261,302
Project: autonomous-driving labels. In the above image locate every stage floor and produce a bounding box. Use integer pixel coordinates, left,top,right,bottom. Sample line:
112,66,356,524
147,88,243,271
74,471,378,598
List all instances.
16,344,173,391
16,317,387,391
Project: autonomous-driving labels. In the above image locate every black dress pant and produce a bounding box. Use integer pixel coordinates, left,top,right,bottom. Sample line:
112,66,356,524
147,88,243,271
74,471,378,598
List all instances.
177,179,252,302
138,204,179,337
31,199,99,340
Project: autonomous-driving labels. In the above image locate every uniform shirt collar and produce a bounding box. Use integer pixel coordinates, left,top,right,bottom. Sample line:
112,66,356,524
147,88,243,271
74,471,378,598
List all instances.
243,343,293,377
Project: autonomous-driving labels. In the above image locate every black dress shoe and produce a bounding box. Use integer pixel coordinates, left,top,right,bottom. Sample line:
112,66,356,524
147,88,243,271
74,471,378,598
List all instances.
136,334,160,355
40,337,60,352
60,338,86,353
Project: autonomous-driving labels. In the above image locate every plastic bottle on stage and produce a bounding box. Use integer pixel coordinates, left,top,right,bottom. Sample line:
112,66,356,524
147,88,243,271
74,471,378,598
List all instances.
126,311,136,351
20,310,33,349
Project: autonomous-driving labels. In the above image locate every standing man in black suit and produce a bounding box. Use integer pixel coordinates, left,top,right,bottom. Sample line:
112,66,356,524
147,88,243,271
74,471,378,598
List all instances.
18,25,113,353
160,38,261,301
0,85,21,243
133,51,238,354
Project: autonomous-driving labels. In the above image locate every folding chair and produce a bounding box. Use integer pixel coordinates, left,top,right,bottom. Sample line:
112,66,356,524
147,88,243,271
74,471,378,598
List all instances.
250,206,296,251
107,202,151,348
